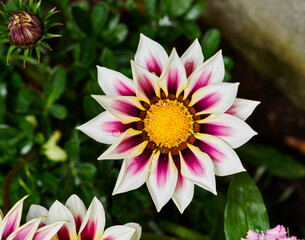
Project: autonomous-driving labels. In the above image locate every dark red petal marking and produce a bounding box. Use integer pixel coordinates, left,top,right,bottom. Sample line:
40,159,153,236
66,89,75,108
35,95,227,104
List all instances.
116,81,136,96
195,139,224,163
116,134,144,154
192,93,220,112
138,75,156,99
167,69,179,95
102,121,134,134
225,104,237,116
157,154,169,187
80,220,97,240
127,147,153,175
74,215,83,234
187,72,211,98
184,61,195,78
57,225,71,240
199,123,231,137
146,57,162,77
114,100,141,117
38,222,46,228
172,154,184,189
181,147,204,176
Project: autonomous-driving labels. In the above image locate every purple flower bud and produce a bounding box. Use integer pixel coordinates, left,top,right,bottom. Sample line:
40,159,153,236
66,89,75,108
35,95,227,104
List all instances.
8,11,43,46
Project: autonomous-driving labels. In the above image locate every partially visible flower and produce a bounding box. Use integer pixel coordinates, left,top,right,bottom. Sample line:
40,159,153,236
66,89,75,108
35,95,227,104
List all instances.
242,225,299,240
0,196,64,240
27,194,142,240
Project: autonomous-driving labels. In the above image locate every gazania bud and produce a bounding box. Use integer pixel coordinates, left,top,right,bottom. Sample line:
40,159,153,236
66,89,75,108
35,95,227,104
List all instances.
8,11,43,46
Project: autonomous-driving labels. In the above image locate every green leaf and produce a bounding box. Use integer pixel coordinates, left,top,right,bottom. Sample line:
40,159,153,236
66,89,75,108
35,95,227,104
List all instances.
35,46,41,62
237,143,305,179
100,48,116,69
23,49,30,67
201,28,221,59
161,0,193,17
223,56,234,71
44,66,67,108
6,45,16,64
224,172,269,240
76,163,97,179
184,1,206,21
180,22,201,39
106,24,128,46
91,2,108,36
71,6,91,35
48,104,67,120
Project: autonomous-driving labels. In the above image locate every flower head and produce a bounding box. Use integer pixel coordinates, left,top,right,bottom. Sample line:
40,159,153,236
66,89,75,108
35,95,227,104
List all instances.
0,196,64,240
242,225,298,240
78,34,259,212
27,194,141,240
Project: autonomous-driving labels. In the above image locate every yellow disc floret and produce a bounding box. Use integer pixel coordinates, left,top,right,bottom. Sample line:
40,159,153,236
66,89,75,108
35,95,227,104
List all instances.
144,99,194,148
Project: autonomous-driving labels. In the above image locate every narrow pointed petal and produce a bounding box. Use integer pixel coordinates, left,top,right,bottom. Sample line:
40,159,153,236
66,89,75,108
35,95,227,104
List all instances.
195,134,245,176
124,223,141,240
199,113,257,148
131,61,160,101
135,34,168,77
185,51,224,98
180,145,216,195
146,152,178,212
113,147,153,194
92,95,143,124
77,111,134,144
0,196,27,239
102,225,135,240
79,197,105,240
181,39,204,78
172,175,194,213
65,195,87,234
7,218,41,240
190,82,239,114
33,221,65,240
97,66,136,96
98,129,146,160
26,205,48,227
46,201,77,240
159,49,188,97
226,98,260,121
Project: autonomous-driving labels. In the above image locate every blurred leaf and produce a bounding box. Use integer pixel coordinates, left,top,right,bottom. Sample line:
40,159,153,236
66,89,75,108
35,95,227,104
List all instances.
223,56,234,71
143,0,156,18
105,24,128,46
180,22,201,39
48,104,67,120
201,28,221,59
76,163,97,179
71,5,91,35
237,143,305,179
91,2,108,36
161,0,193,17
184,1,206,21
224,172,269,240
100,48,116,69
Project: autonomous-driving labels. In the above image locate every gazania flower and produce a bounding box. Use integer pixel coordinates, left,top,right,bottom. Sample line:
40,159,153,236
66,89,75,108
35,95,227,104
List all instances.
0,196,64,240
242,225,298,240
26,194,141,240
78,34,259,212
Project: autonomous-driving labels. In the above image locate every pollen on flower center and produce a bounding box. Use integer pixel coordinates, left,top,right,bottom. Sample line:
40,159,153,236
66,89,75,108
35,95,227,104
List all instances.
144,99,194,148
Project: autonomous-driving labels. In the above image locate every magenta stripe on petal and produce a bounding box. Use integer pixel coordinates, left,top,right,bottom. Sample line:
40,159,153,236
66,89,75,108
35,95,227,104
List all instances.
57,225,71,240
184,61,195,78
157,154,169,187
225,105,237,116
193,93,220,112
172,154,184,189
146,57,162,77
116,81,136,96
2,215,19,239
114,100,141,117
38,222,46,228
199,123,231,137
138,75,156,99
80,220,97,240
188,72,211,97
75,215,83,234
116,134,143,154
195,139,224,163
9,228,32,240
167,69,179,95
181,147,204,176
127,147,153,175
103,121,134,134
103,237,114,240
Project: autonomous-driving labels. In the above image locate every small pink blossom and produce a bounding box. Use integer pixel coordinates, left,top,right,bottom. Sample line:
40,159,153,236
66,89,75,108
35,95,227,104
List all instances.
242,225,299,240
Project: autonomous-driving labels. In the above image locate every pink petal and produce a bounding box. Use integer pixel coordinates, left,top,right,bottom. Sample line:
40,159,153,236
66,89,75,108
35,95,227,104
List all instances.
7,218,40,240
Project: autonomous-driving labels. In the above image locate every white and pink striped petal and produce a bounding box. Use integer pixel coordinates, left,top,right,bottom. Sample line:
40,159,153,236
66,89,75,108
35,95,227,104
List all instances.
7,218,41,240
198,113,257,149
146,152,178,212
226,98,260,121
134,34,168,77
195,133,245,176
180,145,216,195
97,66,136,97
113,147,153,194
190,82,239,114
33,221,65,240
102,225,135,240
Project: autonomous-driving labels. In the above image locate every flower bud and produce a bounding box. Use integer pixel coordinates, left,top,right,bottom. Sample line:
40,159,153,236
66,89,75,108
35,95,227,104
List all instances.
8,11,43,46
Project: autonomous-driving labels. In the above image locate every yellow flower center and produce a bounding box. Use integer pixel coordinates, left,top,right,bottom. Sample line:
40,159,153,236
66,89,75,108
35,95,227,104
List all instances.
144,99,194,148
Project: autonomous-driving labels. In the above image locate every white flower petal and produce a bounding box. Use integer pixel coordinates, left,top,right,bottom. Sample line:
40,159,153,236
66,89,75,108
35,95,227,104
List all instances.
33,221,65,240
124,223,142,240
7,218,41,240
199,113,257,149
195,133,245,176
97,66,136,96
92,95,143,124
131,61,160,102
102,225,135,240
190,82,239,114
146,152,178,212
26,205,48,226
98,129,146,160
159,49,188,97
181,39,204,77
226,98,260,121
113,147,153,194
180,145,216,195
134,34,168,77
78,197,105,240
